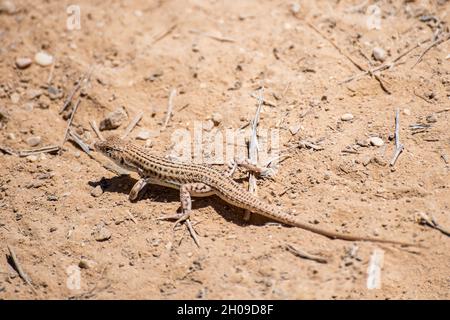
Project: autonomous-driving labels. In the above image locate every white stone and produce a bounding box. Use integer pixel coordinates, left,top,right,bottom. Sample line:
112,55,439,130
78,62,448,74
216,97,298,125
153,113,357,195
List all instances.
341,113,354,121
372,47,386,62
34,51,54,67
211,112,223,125
369,137,384,147
136,129,151,140
289,124,302,135
291,3,301,14
26,135,41,147
403,108,411,116
26,155,38,162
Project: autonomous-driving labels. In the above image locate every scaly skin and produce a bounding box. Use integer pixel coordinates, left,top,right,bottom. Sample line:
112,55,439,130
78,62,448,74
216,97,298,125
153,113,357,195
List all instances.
94,135,416,246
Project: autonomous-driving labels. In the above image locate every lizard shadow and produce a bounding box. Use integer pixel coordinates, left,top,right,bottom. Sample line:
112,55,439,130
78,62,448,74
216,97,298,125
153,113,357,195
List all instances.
89,175,272,227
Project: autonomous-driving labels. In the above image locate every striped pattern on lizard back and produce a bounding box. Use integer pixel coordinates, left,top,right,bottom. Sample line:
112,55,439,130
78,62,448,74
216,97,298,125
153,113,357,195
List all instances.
94,135,417,246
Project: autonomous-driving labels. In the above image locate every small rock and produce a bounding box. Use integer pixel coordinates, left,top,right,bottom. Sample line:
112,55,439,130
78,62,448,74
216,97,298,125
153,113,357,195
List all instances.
136,129,151,140
0,0,16,14
38,95,51,109
49,227,57,232
26,88,43,100
356,139,370,147
90,185,103,197
26,135,41,147
94,226,112,242
426,113,437,123
26,155,38,162
291,3,301,14
372,47,387,62
341,113,354,121
34,51,54,67
10,92,20,104
79,258,96,269
203,119,215,132
289,124,302,135
47,86,63,100
369,137,384,147
7,132,15,140
99,106,128,130
47,195,58,201
23,102,34,111
373,156,387,166
211,112,223,125
15,57,32,69
403,108,411,116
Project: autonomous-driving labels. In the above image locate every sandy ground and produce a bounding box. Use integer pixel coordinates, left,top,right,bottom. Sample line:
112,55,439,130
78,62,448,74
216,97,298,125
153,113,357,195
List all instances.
0,0,449,300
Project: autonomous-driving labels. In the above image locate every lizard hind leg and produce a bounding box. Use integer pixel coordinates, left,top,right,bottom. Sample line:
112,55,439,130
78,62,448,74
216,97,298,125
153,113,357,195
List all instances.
158,183,213,247
174,183,213,228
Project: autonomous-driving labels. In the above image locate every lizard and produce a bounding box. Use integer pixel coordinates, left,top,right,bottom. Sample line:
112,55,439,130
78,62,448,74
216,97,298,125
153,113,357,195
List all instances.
94,135,417,246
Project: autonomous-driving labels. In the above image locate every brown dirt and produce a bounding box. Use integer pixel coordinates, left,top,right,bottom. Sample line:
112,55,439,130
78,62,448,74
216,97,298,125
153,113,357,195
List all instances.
1,0,449,300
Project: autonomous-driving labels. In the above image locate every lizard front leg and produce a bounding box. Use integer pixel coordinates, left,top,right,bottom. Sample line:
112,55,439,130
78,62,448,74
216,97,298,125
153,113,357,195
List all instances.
129,177,148,201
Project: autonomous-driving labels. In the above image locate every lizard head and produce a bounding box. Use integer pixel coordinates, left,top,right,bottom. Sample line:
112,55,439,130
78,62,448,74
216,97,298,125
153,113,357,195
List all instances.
94,135,136,171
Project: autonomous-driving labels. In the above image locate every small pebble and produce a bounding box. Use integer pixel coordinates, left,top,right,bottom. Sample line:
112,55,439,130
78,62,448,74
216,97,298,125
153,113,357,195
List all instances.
291,3,301,14
34,51,54,67
26,155,38,162
356,139,370,147
10,92,20,104
403,108,411,116
369,137,384,147
79,259,96,269
90,185,103,197
289,124,302,135
203,119,214,132
94,227,111,242
341,113,354,121
26,88,43,100
7,132,15,140
426,113,437,123
99,106,128,130
136,129,151,140
372,47,386,62
38,95,51,109
0,0,16,14
26,135,41,147
15,57,32,69
211,112,223,125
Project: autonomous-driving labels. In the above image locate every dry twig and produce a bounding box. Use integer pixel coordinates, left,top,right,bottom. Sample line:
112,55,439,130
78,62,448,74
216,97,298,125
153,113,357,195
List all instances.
60,98,81,152
121,112,143,139
6,244,37,294
59,66,93,114
416,212,450,237
390,108,404,166
18,145,60,157
285,244,328,264
189,29,235,43
412,33,450,68
90,120,105,141
162,88,176,130
244,87,264,221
